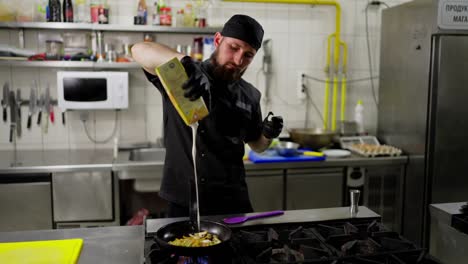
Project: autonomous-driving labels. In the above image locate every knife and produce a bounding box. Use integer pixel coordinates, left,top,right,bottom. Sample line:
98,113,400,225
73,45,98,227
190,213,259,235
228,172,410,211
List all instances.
9,91,16,143
37,94,43,125
27,87,36,129
46,84,54,124
43,87,50,133
16,90,22,138
2,83,9,122
61,109,66,125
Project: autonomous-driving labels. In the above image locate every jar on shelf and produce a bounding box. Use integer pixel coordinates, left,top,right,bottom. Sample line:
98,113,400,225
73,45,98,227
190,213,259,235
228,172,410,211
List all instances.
174,9,184,27
90,1,101,24
159,7,172,26
45,40,64,60
192,37,203,62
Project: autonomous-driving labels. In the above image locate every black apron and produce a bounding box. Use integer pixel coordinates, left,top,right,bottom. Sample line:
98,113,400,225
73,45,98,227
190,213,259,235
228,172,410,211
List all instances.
143,62,262,216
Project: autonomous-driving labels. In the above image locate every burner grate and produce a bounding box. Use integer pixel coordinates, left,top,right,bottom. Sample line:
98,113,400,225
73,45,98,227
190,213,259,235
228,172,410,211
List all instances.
144,218,440,264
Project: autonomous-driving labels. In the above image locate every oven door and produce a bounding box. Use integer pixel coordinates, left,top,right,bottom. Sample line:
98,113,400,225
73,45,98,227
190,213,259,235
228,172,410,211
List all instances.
0,173,53,232
52,170,113,222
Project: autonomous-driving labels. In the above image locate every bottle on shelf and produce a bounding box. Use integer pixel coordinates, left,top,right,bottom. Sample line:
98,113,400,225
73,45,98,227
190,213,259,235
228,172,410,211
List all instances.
75,0,88,23
192,37,203,62
174,9,184,27
196,8,207,28
63,0,74,22
137,0,148,25
98,0,109,24
96,31,105,62
354,100,365,135
36,0,48,22
152,1,160,25
183,3,194,27
159,7,171,26
90,0,100,23
48,0,61,22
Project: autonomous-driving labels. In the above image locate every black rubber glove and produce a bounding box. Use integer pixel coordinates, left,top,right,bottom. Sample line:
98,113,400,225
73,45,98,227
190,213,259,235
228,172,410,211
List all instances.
262,112,283,139
181,56,210,101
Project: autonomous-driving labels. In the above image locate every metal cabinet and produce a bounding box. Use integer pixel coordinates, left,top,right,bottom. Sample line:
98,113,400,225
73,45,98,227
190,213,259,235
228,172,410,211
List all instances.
364,165,405,232
286,168,344,210
52,171,114,223
246,169,284,212
0,174,53,231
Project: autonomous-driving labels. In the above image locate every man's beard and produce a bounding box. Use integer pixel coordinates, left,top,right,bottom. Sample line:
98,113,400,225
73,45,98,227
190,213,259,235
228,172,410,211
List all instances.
210,50,246,82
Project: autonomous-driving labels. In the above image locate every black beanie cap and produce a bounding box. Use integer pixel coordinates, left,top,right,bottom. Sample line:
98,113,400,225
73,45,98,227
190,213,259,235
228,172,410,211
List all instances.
221,14,264,51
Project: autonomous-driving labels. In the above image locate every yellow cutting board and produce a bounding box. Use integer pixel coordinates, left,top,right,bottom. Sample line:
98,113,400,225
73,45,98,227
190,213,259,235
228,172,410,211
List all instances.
0,238,83,264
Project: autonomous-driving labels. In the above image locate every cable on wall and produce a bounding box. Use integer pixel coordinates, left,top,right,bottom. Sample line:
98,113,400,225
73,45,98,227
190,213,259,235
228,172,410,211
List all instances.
365,0,390,107
82,110,120,144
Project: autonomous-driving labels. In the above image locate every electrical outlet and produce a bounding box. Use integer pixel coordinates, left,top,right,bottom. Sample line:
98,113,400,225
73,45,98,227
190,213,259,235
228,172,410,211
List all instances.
79,111,90,122
297,72,306,100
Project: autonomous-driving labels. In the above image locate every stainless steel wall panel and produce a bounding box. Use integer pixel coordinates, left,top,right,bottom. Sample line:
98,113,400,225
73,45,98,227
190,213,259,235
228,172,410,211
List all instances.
0,181,52,231
53,171,113,222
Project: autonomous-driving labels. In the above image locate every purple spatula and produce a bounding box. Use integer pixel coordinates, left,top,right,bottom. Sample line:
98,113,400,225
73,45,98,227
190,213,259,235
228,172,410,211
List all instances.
223,210,284,224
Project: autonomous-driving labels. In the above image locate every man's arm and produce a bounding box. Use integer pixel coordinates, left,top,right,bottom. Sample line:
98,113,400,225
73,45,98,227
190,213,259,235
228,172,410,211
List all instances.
131,42,185,74
248,112,283,153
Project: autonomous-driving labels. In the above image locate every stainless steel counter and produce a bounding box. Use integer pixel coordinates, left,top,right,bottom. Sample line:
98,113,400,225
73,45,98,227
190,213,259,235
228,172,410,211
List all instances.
146,206,380,233
0,149,114,174
430,202,465,225
0,225,144,264
0,149,408,174
0,207,378,263
429,203,468,264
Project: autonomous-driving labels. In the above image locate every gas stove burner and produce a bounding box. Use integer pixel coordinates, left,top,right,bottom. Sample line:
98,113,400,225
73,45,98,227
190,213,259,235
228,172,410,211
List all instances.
340,239,380,256
146,236,232,264
144,218,441,264
315,224,346,238
314,220,385,241
177,256,209,264
372,232,416,251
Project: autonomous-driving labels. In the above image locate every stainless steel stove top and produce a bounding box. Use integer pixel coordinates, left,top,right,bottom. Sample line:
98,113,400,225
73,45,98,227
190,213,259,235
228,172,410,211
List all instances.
143,207,438,264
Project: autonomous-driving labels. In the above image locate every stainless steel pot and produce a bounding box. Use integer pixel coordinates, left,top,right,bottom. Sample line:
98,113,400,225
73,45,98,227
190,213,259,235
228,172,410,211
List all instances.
289,128,337,150
275,141,300,157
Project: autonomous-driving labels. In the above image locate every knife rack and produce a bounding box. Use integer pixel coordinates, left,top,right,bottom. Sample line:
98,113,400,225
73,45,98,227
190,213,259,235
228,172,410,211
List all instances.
1,99,58,106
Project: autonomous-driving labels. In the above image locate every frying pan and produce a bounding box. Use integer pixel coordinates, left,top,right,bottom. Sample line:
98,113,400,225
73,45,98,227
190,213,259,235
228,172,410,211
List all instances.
155,220,232,256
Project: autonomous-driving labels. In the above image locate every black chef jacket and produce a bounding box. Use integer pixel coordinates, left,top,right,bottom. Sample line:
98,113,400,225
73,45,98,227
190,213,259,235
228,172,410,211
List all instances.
143,59,263,215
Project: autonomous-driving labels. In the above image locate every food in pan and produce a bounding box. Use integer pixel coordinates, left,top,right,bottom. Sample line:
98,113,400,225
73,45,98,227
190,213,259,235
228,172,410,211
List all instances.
168,231,221,247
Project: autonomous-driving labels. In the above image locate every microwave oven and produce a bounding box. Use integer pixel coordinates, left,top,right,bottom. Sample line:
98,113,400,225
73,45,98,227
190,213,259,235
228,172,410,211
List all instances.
57,71,128,110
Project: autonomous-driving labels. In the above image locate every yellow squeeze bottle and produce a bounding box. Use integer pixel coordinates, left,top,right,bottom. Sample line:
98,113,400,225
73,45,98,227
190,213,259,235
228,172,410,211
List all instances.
155,57,209,126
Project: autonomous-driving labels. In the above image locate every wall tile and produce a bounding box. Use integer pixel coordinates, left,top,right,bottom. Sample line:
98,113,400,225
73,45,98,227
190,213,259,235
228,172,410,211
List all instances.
119,105,147,144
0,0,415,150
68,111,95,149
146,105,164,144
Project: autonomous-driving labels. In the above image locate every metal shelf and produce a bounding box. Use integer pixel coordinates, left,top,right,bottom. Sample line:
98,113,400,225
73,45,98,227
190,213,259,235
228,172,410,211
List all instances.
0,60,141,69
0,22,221,34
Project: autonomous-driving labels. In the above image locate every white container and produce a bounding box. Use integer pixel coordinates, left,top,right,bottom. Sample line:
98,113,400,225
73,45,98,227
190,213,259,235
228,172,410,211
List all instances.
354,100,364,134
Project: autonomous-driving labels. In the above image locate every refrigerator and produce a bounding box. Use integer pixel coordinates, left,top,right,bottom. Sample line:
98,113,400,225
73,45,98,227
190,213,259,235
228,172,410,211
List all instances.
378,0,468,247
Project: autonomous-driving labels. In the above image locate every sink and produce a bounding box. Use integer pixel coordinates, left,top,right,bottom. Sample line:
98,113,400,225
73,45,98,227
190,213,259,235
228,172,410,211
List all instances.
128,148,166,162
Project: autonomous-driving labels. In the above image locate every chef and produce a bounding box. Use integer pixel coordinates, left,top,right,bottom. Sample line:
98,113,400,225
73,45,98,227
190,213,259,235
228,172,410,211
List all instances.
132,14,283,217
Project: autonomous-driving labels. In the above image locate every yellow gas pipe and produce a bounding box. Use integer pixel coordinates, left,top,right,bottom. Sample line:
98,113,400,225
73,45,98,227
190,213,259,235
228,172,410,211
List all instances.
224,0,346,131
225,0,342,66
339,41,348,122
323,33,335,130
